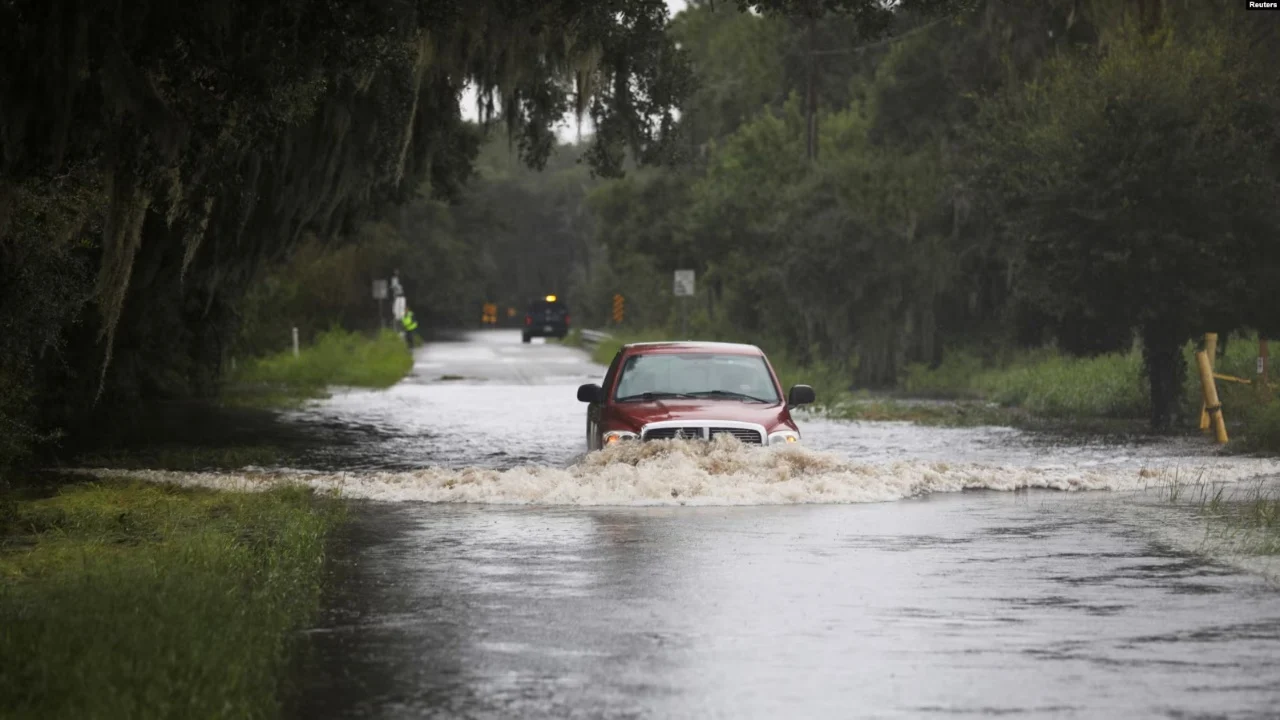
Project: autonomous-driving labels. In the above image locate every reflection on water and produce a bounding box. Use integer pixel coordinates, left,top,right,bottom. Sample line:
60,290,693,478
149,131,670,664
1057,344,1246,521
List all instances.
290,498,1280,719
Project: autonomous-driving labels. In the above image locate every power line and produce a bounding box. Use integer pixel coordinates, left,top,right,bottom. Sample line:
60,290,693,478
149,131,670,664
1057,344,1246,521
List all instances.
801,15,953,162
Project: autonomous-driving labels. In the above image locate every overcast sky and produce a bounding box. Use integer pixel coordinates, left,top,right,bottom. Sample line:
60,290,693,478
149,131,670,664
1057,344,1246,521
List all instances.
463,0,690,142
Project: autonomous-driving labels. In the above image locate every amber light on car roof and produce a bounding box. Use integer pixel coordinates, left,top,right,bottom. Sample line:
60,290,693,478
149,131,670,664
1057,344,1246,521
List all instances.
545,294,557,302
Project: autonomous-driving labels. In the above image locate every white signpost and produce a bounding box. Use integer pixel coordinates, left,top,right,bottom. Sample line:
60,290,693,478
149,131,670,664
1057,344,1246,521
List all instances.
372,280,389,328
674,269,696,297
674,269,695,338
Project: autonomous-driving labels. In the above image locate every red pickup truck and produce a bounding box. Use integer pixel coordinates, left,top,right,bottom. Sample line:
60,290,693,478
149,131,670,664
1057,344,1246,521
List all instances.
577,341,815,450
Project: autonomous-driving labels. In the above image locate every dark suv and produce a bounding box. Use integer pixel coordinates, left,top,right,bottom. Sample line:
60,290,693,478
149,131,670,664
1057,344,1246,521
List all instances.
523,296,570,343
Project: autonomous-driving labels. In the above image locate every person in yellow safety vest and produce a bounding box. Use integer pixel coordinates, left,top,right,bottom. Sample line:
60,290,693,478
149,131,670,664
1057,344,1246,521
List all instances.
401,308,420,349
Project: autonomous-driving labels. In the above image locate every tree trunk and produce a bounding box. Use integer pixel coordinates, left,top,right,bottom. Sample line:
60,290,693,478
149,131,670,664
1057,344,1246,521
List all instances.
1141,322,1184,430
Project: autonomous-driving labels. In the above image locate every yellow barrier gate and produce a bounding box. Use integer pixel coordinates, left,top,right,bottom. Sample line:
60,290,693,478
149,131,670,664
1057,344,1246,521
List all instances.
1196,349,1228,445
1199,333,1219,431
1196,334,1274,446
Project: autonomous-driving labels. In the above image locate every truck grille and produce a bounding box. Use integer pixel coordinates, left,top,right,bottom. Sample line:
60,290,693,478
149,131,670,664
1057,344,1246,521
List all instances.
642,427,764,444
643,427,706,441
709,428,763,444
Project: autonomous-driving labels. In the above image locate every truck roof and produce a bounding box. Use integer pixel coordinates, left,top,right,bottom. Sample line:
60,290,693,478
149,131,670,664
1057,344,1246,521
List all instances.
622,341,764,356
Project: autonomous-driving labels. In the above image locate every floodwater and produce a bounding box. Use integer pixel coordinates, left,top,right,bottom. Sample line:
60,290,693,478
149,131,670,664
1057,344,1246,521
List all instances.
110,330,1280,718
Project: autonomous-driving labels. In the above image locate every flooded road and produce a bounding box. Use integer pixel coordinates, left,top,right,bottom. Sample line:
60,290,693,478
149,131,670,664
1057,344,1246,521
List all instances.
208,330,1280,718
278,329,599,470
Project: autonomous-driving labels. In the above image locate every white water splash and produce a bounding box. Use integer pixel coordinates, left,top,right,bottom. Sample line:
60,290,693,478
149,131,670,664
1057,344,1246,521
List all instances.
81,437,1280,506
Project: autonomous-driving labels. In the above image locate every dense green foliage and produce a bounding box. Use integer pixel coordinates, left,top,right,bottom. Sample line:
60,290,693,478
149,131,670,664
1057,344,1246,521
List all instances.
970,16,1280,426
235,135,605,353
564,0,1280,431
0,481,340,718
4,0,1279,467
0,0,689,468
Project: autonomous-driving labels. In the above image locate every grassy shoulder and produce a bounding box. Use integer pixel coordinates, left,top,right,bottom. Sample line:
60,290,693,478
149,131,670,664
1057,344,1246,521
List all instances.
865,346,1150,428
552,328,585,348
225,328,412,407
0,479,342,719
875,338,1279,447
72,445,287,472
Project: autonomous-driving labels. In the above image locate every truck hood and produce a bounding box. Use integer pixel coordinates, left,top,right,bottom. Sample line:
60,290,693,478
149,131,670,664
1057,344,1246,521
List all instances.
611,399,790,431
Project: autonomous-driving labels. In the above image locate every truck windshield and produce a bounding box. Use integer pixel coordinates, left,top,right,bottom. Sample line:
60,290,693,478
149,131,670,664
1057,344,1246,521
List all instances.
614,353,780,403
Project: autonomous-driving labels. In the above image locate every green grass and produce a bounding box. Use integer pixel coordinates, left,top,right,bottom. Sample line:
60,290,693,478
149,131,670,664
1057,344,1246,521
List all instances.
1162,480,1280,556
1237,398,1280,452
806,342,1146,425
903,347,1148,419
0,479,342,719
973,350,1147,418
552,328,585,348
226,328,412,406
894,336,1280,445
587,329,669,367
73,445,286,472
826,396,1020,427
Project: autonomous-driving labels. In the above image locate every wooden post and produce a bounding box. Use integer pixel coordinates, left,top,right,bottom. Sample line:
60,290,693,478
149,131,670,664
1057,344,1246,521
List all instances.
1199,332,1218,431
1196,350,1228,444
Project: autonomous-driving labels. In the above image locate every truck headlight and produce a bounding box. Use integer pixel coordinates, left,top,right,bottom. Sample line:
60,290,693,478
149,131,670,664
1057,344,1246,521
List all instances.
604,431,638,445
768,430,800,445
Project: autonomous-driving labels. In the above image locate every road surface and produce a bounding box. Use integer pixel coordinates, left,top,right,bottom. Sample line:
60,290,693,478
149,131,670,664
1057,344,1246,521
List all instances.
270,331,1280,719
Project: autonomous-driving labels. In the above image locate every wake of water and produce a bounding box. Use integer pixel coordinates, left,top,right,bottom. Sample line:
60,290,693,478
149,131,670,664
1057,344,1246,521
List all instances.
84,436,1280,506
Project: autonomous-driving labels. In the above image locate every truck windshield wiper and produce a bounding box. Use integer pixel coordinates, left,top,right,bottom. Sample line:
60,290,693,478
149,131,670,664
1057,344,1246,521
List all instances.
615,391,696,402
686,390,771,403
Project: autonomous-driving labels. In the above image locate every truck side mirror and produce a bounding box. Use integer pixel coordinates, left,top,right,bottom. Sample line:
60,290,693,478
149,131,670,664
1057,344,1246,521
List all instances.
787,384,815,407
577,384,603,403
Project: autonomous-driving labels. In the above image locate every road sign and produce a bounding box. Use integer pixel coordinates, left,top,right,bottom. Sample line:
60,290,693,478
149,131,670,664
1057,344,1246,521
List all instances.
612,294,625,324
674,269,695,297
372,279,388,300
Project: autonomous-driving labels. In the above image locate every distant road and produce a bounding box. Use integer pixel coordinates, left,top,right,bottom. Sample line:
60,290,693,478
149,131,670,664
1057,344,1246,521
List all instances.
410,328,603,386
